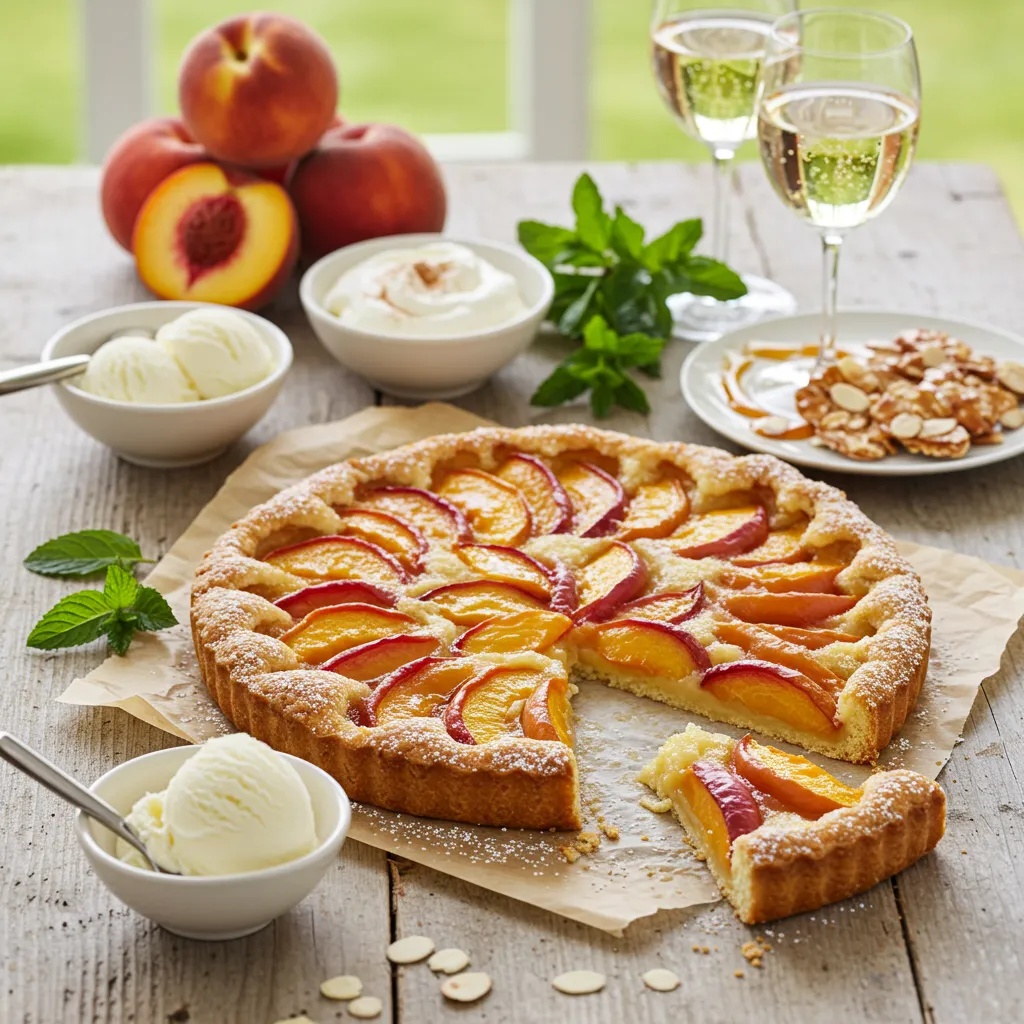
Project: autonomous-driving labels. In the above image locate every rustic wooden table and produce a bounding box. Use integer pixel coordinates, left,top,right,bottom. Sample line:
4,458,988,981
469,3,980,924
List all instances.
1,162,1022,1024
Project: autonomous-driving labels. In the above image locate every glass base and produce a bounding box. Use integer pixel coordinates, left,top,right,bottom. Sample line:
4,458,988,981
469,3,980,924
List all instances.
668,274,798,343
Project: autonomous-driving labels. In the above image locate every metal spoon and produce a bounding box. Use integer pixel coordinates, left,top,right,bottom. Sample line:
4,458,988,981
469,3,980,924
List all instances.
0,732,176,874
0,328,155,396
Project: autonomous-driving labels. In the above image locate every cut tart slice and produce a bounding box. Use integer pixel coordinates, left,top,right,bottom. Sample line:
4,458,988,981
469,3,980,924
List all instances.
639,724,946,924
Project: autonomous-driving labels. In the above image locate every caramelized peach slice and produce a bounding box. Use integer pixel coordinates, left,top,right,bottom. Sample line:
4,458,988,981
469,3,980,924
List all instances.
321,633,442,682
455,544,553,601
617,479,690,541
670,506,769,559
522,674,573,745
280,602,418,664
575,542,648,621
731,523,809,567
361,656,480,727
496,453,572,534
700,659,839,736
614,583,705,624
576,618,711,679
421,580,546,626
755,624,861,649
679,760,762,872
724,591,859,627
437,469,532,545
557,461,626,537
358,486,470,545
548,560,579,617
335,508,427,572
263,535,407,586
273,580,398,619
732,735,862,818
722,561,843,594
714,621,841,693
443,666,554,745
453,610,573,655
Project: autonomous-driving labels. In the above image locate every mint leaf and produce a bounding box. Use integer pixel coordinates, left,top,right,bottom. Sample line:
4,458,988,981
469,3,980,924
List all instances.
581,315,618,352
557,277,600,336
106,615,137,656
644,219,703,270
24,530,151,578
668,256,748,301
572,174,612,253
517,220,578,264
103,563,139,609
591,380,616,419
614,375,652,414
132,586,177,631
611,207,645,261
531,366,590,408
615,331,667,370
26,591,114,650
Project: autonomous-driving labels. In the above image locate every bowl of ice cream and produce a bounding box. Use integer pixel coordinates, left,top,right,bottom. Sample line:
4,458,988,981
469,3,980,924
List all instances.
74,734,351,941
41,300,293,467
299,234,554,399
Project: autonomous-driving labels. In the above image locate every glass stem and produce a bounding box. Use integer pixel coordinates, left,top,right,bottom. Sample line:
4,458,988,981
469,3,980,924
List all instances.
816,233,843,372
710,148,736,264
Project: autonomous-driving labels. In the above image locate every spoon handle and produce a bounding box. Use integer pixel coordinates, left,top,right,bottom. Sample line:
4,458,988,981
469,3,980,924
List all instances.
0,354,91,395
0,732,163,871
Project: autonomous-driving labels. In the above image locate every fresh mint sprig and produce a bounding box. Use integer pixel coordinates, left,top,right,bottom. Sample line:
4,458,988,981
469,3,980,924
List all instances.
24,529,154,578
518,173,747,416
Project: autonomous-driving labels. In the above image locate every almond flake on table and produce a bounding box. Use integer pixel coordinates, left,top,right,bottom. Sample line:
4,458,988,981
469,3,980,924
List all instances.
320,975,363,1000
641,968,681,992
386,935,435,963
552,970,606,995
440,971,493,1003
273,1017,317,1024
348,996,383,1019
428,948,470,974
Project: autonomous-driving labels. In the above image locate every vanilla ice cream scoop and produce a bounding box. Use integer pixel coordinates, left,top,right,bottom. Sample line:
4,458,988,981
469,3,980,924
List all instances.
156,308,274,399
78,335,199,404
116,733,318,876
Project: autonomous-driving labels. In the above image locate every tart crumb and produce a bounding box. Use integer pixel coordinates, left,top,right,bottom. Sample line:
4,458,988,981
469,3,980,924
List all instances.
734,970,745,979
599,822,620,841
639,795,672,814
559,831,602,863
742,936,773,968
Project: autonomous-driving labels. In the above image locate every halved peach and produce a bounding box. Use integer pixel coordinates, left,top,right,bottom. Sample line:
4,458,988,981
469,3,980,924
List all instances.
453,610,573,655
455,544,553,601
721,561,843,594
133,162,298,310
755,624,861,649
575,542,648,621
714,621,840,693
670,506,769,559
358,486,471,545
360,656,480,727
617,479,690,541
420,580,546,626
700,659,839,736
495,453,572,534
443,666,553,745
678,760,762,873
614,583,705,624
273,580,398,618
522,674,573,745
732,735,861,818
279,602,418,664
263,535,407,587
576,618,711,679
724,591,859,627
321,633,442,682
557,461,626,537
437,469,531,545
731,522,809,567
335,508,427,572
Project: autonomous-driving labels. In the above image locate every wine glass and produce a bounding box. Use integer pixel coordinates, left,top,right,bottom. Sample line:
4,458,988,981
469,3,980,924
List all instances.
757,8,921,371
651,0,798,342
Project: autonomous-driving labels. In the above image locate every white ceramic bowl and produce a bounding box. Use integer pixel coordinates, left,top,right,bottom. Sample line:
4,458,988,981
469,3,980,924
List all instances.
41,301,293,468
299,233,554,399
75,744,351,941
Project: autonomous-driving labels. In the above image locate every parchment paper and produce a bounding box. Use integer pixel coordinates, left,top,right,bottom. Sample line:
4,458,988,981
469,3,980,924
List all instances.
57,403,1024,934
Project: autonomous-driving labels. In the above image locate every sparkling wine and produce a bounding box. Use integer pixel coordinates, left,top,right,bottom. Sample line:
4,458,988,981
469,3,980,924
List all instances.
758,83,920,231
652,12,774,149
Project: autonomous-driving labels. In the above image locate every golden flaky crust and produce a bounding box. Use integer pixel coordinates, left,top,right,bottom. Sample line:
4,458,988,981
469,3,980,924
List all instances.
191,424,930,829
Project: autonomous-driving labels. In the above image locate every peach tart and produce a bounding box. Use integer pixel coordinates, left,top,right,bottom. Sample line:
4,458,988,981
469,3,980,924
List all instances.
191,425,930,832
639,725,945,923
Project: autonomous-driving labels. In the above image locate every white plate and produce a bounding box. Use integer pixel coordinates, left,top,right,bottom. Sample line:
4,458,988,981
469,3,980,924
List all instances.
680,310,1024,476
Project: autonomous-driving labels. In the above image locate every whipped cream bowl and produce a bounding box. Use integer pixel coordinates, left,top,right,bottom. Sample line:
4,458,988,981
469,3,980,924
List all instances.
299,233,554,399
75,742,351,941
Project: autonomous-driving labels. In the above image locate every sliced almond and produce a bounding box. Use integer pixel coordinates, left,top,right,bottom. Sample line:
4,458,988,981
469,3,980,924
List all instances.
428,948,470,974
440,972,493,1003
820,410,851,430
642,968,681,992
321,975,363,1001
751,415,791,438
889,412,923,439
829,381,870,413
552,970,606,995
273,1018,317,1024
837,356,866,384
348,996,383,1019
973,433,1004,446
920,344,947,368
1000,406,1024,429
919,417,959,439
847,414,868,431
386,936,435,964
997,361,1024,395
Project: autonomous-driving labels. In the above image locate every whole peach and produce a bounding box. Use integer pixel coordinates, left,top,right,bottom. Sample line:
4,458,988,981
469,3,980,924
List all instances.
289,123,447,258
178,13,338,167
100,117,206,251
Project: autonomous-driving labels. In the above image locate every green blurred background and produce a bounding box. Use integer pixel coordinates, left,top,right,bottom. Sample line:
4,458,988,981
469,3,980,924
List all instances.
3,1,1022,220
